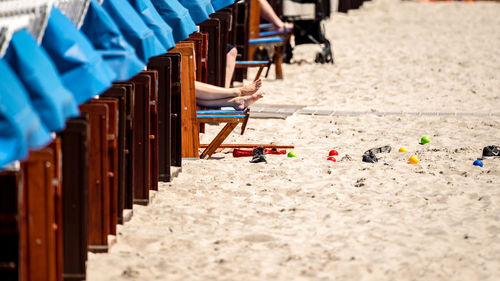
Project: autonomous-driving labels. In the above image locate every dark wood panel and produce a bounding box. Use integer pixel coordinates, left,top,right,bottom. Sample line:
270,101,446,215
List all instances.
100,86,127,224
79,103,110,253
58,118,89,281
129,74,151,205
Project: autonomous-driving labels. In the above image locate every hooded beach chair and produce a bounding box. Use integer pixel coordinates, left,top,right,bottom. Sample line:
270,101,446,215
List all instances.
247,0,287,79
42,7,116,104
103,0,166,63
178,0,215,24
80,0,145,81
129,0,176,50
0,59,52,167
151,0,198,42
4,29,79,132
211,0,237,11
231,0,285,82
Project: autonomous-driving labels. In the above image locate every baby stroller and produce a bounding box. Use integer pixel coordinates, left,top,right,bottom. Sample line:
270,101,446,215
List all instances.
282,0,334,64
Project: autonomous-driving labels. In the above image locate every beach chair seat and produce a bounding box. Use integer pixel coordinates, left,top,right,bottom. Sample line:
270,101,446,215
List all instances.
248,36,286,79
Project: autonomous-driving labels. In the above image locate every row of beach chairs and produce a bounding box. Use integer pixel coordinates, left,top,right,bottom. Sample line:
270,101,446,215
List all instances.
0,1,291,280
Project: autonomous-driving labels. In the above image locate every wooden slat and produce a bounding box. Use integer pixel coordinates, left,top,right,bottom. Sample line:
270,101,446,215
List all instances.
199,144,294,149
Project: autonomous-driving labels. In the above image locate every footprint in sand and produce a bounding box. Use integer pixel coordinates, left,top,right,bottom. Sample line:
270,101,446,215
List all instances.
242,234,276,243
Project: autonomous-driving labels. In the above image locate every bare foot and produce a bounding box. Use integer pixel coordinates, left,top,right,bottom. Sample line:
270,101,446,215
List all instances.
231,92,264,110
239,79,262,96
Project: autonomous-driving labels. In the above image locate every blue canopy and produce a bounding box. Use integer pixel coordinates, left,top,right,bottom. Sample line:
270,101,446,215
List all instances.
41,7,117,104
178,0,214,24
211,0,236,11
129,0,176,51
103,0,166,62
151,0,197,42
0,59,52,167
4,29,79,132
81,0,145,81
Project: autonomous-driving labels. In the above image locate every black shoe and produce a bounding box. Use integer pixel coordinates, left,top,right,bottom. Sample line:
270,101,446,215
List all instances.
250,146,267,163
482,145,500,158
362,151,378,163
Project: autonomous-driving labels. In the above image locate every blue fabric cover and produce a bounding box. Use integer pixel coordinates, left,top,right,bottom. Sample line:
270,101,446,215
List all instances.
128,0,175,50
4,29,79,132
81,0,145,81
260,30,290,37
178,0,214,24
151,0,197,42
211,0,235,11
249,36,285,44
235,60,270,65
196,115,246,118
259,23,274,29
0,59,52,166
103,0,165,62
42,7,116,104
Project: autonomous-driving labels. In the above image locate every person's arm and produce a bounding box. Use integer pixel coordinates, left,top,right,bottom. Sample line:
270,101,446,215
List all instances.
259,0,292,31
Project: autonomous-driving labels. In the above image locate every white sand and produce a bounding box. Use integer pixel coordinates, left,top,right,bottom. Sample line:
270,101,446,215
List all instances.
87,0,500,280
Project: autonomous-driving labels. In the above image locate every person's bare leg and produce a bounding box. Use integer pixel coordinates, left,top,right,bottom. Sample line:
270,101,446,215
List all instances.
225,47,237,88
195,80,262,100
259,0,293,31
197,92,264,110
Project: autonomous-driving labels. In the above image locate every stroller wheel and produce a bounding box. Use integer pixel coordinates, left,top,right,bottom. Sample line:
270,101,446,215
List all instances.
315,52,325,64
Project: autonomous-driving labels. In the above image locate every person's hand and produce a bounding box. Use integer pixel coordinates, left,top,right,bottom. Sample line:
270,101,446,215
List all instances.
283,22,294,31
276,22,293,32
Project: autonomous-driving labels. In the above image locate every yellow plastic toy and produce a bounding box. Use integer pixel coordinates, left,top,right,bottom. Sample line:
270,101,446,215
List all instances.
399,147,408,152
409,155,419,164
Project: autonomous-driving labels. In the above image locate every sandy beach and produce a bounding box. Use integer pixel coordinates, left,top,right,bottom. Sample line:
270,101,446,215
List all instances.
87,0,500,280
